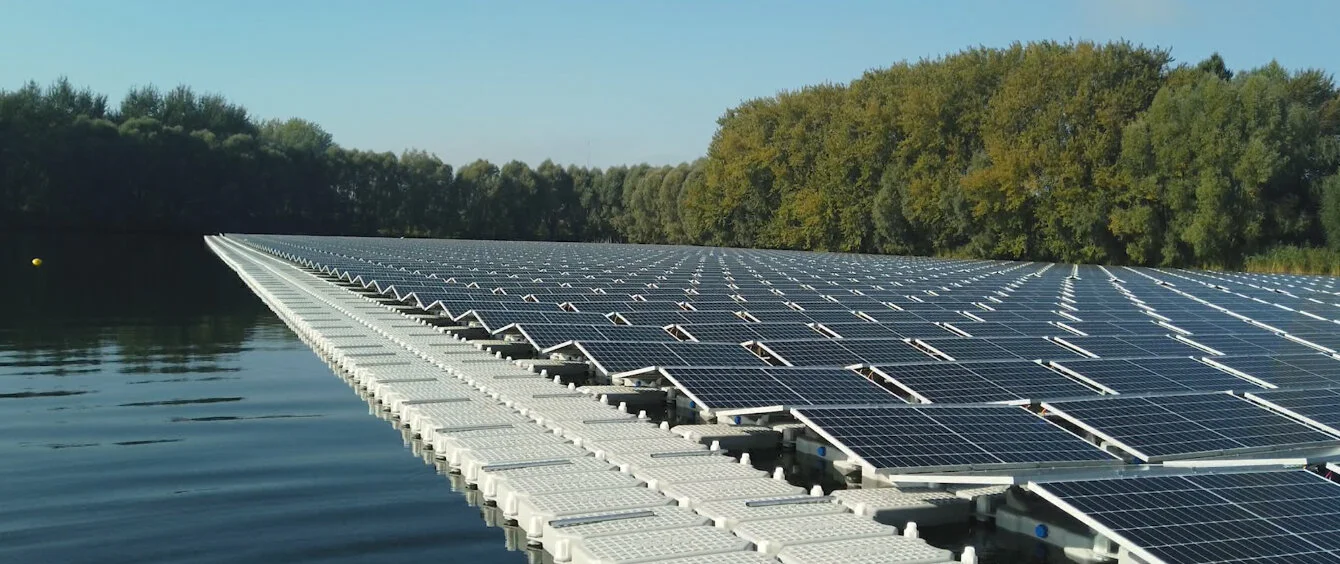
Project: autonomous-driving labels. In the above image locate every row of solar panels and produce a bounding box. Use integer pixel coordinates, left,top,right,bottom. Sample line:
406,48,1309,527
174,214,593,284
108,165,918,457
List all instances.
559,332,1340,377
640,353,1340,414
778,386,1340,474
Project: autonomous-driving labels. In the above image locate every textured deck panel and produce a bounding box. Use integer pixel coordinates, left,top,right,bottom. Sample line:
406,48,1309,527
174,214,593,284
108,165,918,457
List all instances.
775,535,955,564
399,400,507,434
659,478,806,509
671,424,783,451
730,513,898,556
543,506,710,562
514,487,676,539
641,553,776,564
442,432,572,467
422,410,535,435
561,422,681,443
458,442,594,482
428,424,547,456
693,496,847,530
375,382,475,412
500,471,646,517
585,436,708,458
566,526,753,564
603,451,742,471
831,488,971,528
632,463,768,491
480,456,617,499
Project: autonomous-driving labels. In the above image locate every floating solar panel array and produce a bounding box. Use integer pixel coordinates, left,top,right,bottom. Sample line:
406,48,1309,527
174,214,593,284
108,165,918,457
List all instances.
231,235,1340,481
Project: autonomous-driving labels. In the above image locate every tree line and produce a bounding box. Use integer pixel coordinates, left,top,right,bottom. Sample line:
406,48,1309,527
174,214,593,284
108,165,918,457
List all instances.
3,40,1339,269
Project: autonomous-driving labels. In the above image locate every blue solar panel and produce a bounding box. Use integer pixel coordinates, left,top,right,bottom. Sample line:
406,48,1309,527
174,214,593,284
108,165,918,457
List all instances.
1049,357,1259,394
1205,354,1340,389
1032,470,1340,564
870,360,1099,404
1042,393,1338,462
1181,333,1323,356
1054,334,1207,358
575,341,766,376
1246,387,1340,436
942,321,1063,337
756,338,931,367
791,405,1117,472
916,337,1084,361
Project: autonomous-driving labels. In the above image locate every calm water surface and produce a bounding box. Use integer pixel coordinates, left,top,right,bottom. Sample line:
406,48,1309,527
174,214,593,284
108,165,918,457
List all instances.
0,234,530,563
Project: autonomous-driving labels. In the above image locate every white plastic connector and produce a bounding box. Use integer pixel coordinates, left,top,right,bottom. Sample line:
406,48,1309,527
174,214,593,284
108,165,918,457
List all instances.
904,521,919,538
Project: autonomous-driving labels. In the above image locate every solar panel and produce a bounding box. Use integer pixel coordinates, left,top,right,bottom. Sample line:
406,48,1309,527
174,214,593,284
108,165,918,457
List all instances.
463,309,611,332
858,309,943,323
791,405,1117,473
1031,470,1340,564
1054,321,1169,336
1180,333,1323,356
515,324,608,350
815,322,905,339
1155,319,1260,335
1253,318,1340,334
1204,354,1340,388
677,323,820,343
903,310,975,322
915,337,1084,361
1246,387,1340,436
1041,393,1338,461
671,342,771,368
870,360,1099,404
656,364,900,409
658,367,817,411
513,324,676,351
615,311,745,326
1288,332,1340,354
1049,357,1260,394
1062,310,1159,323
967,310,1067,323
818,321,950,339
756,338,931,367
741,310,825,323
835,339,942,365
1054,334,1207,358
942,321,1061,337
575,341,766,376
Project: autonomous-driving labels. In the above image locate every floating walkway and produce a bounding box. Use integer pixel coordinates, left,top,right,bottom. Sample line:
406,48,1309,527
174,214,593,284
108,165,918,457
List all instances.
205,235,968,564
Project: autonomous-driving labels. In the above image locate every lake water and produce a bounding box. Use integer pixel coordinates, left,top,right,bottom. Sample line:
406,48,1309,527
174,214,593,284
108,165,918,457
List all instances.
0,234,531,564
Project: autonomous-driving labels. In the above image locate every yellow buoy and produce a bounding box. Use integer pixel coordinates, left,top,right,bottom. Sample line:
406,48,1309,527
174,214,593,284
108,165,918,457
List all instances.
31,258,42,267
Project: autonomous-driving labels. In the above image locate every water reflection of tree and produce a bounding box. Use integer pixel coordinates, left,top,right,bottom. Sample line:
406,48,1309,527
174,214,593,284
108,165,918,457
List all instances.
0,234,277,367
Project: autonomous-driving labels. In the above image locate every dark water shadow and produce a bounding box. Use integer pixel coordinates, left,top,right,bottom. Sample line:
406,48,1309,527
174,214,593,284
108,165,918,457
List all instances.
0,390,92,399
119,397,244,407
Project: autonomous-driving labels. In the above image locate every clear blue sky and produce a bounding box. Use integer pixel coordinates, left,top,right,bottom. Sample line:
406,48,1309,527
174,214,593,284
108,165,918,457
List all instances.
2,0,1337,167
